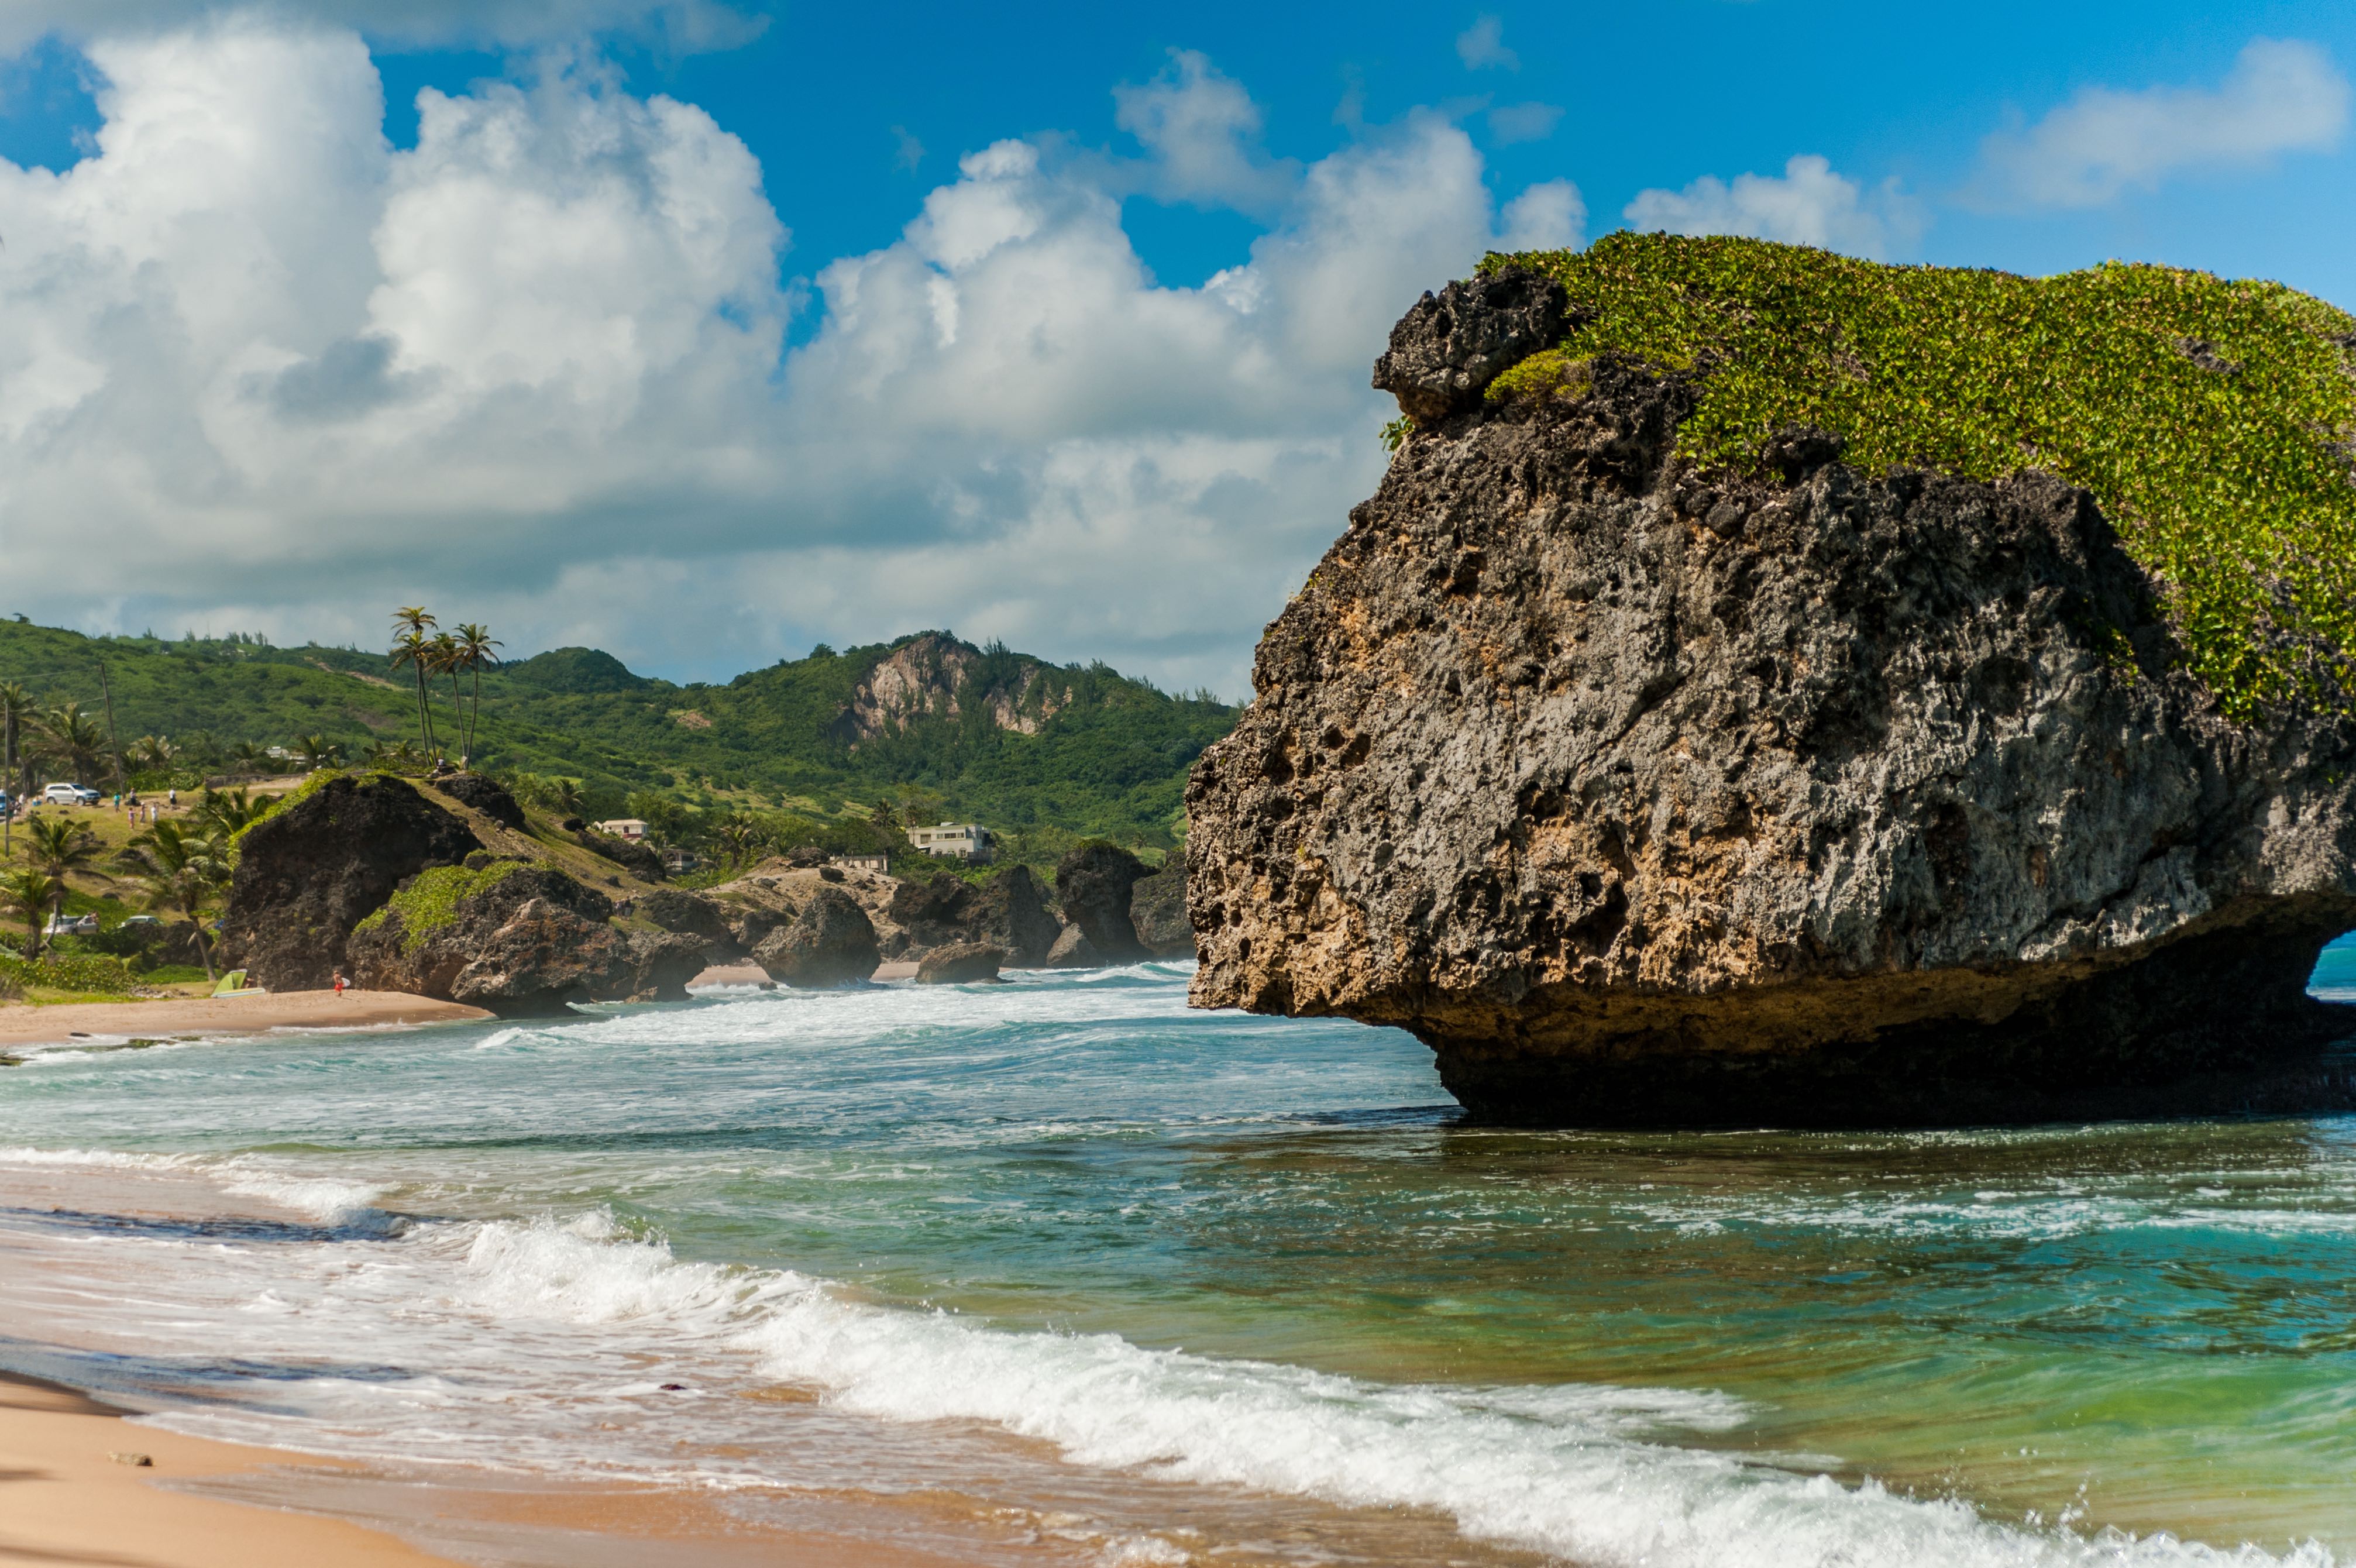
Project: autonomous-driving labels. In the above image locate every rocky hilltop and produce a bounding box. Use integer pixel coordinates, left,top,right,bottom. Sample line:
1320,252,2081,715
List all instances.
1187,236,2356,1127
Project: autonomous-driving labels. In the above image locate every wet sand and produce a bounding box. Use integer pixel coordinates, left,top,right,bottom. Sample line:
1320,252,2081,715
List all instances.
0,990,493,1049
0,1370,458,1567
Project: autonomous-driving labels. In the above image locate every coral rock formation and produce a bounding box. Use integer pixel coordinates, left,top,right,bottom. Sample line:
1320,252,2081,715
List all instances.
221,775,483,991
1186,256,2356,1127
753,887,881,988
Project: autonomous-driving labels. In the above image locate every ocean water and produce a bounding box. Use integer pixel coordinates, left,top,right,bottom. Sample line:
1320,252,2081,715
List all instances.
3,954,2356,1565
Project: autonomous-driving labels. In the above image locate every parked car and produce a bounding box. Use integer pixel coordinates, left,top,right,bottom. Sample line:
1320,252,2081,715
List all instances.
42,782,101,805
43,913,99,937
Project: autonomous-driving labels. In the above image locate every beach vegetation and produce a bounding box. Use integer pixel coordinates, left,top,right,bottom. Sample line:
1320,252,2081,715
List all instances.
1482,232,2356,719
113,820,233,980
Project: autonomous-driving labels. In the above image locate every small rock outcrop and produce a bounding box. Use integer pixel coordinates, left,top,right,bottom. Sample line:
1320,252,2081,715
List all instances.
637,888,743,961
888,866,1063,965
221,775,483,991
1127,862,1194,960
1044,924,1100,968
1187,252,2356,1128
916,942,1006,984
433,774,527,830
753,888,880,988
1371,267,1567,423
347,863,706,1014
1054,844,1149,962
575,828,666,882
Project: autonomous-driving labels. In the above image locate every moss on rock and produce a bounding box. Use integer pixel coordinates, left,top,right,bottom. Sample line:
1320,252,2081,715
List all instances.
1481,233,2356,718
354,859,535,955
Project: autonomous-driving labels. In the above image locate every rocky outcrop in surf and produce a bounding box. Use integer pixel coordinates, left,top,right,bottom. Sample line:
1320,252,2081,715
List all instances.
1186,240,2356,1127
347,860,706,1014
753,886,881,988
220,773,483,991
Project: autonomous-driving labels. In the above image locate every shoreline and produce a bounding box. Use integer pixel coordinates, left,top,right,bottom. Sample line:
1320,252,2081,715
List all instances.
0,1368,463,1567
0,988,493,1050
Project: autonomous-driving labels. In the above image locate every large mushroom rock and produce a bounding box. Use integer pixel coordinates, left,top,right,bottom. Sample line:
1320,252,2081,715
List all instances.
752,887,881,988
1054,844,1149,963
346,862,706,1015
431,774,527,830
1186,235,2356,1129
888,866,1063,966
1127,861,1194,960
219,773,483,992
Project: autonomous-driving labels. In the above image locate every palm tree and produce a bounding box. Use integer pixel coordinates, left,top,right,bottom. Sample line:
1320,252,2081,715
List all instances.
551,778,586,819
293,733,348,772
390,607,439,756
115,821,232,981
16,816,99,935
0,868,59,960
127,734,177,774
228,739,276,775
429,631,464,764
453,623,501,766
39,703,108,788
194,786,267,837
0,680,30,858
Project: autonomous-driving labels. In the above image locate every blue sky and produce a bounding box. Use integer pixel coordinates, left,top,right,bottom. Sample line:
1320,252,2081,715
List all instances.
0,1,2348,691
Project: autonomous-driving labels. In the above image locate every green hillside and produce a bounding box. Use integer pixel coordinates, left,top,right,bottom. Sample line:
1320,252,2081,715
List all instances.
0,618,1235,864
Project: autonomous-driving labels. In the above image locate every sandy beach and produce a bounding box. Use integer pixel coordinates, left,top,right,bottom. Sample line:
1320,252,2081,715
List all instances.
0,1370,458,1567
0,989,493,1050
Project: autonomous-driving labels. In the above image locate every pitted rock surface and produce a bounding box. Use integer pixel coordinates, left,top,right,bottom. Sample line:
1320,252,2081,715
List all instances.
1188,305,2356,1127
1371,268,1568,424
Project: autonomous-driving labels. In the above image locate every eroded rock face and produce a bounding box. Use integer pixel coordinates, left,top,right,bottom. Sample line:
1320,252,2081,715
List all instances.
753,887,880,988
347,864,704,1014
221,775,483,991
638,889,743,962
1371,268,1568,424
1187,305,2356,1127
1055,844,1148,962
889,867,1063,966
1127,862,1194,960
916,942,1006,984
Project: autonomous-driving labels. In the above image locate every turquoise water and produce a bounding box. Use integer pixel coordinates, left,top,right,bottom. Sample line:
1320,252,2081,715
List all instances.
4,959,2355,1565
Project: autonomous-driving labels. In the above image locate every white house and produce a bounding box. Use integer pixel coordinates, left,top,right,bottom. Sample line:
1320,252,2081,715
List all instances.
907,822,993,863
833,852,890,874
594,818,649,841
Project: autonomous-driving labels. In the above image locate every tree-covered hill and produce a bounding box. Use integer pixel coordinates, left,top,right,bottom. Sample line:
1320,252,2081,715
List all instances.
0,618,1237,857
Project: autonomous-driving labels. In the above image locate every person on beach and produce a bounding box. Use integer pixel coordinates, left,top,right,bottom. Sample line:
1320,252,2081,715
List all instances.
333,971,348,998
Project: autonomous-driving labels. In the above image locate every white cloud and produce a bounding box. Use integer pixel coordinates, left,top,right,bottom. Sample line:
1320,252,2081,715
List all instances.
1455,15,1516,71
1112,49,1298,215
1975,37,2351,208
0,15,1559,696
0,0,763,54
1486,101,1561,145
1624,153,1921,260
1498,180,1584,252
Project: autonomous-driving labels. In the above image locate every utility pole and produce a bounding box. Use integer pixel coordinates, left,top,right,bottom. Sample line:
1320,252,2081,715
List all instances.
98,659,123,792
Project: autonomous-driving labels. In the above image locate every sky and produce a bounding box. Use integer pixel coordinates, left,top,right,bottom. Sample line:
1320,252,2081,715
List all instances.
0,1,2349,696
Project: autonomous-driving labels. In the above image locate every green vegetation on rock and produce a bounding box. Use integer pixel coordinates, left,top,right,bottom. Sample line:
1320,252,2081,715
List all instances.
353,859,535,955
1484,233,2356,718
